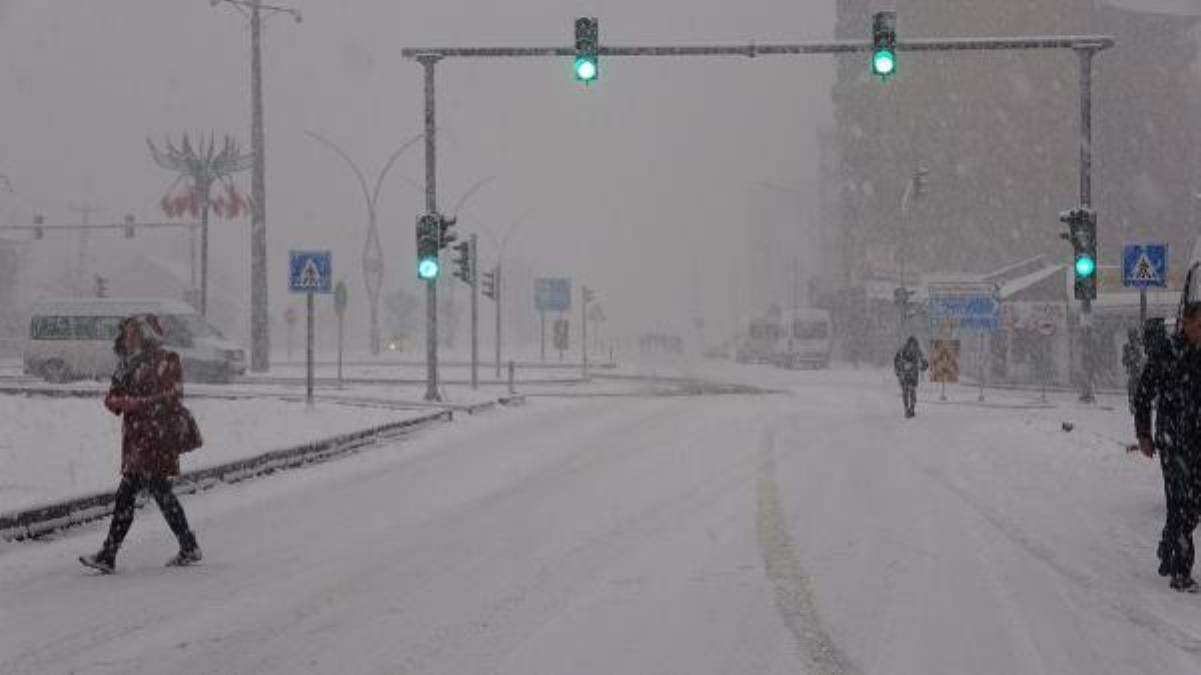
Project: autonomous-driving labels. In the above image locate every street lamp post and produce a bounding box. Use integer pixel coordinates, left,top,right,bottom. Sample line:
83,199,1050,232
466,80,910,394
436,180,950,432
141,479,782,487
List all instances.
306,131,425,356
212,0,301,372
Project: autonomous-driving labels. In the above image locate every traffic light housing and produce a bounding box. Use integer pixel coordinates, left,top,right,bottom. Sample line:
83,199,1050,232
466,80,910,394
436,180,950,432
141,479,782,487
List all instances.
452,240,473,285
438,214,457,250
481,268,498,301
912,167,929,198
1059,207,1097,301
416,213,441,281
583,285,596,304
575,17,599,83
871,11,897,79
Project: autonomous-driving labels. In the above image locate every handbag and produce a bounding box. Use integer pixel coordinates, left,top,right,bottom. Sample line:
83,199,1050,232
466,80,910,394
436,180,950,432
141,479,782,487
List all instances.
173,404,204,453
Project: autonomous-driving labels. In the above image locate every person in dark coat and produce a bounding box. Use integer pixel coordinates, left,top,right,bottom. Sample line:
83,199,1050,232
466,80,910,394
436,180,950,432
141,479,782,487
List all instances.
1135,267,1201,593
80,314,201,573
894,336,929,419
1122,326,1145,416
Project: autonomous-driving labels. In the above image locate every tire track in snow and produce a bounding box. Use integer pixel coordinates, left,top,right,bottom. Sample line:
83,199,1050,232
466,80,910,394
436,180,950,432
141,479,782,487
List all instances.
757,426,862,675
923,466,1201,656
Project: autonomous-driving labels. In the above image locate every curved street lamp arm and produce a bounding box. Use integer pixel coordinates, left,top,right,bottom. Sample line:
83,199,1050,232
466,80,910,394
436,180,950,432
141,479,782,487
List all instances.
305,131,373,214
372,133,426,207
452,175,497,218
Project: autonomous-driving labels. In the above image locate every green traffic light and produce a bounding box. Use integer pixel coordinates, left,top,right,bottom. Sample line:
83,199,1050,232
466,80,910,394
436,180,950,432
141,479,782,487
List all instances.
418,258,440,281
873,50,896,77
575,57,597,82
1075,255,1096,278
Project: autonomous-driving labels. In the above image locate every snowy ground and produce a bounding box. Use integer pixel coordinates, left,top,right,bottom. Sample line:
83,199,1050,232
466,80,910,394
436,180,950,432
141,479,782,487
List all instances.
1,362,1198,674
0,396,424,513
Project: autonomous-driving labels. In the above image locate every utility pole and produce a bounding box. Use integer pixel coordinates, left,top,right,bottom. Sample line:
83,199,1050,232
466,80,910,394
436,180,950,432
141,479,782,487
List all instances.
213,0,302,371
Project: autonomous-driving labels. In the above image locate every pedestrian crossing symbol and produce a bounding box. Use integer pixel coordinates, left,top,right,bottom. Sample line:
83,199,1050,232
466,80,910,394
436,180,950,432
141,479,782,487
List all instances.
1132,254,1159,282
289,251,333,294
1121,243,1167,290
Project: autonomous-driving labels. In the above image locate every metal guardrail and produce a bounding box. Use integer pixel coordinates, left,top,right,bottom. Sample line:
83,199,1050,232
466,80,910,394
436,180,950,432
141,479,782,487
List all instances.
0,409,453,541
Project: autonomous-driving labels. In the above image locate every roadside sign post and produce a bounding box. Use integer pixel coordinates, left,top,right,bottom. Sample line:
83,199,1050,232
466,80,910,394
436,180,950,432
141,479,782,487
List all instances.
290,251,333,407
1122,243,1168,326
536,278,572,363
334,280,348,389
978,333,986,402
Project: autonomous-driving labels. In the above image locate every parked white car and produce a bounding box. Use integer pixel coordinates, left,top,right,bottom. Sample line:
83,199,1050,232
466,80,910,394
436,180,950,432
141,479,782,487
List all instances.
23,298,246,384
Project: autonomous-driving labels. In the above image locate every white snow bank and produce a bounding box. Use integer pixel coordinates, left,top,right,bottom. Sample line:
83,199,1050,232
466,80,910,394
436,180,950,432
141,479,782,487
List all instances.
0,395,422,513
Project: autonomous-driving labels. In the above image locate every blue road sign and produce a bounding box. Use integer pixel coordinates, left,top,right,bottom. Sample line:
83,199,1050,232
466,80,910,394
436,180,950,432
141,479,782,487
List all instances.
927,284,1000,332
535,277,572,312
289,251,333,293
1122,243,1168,289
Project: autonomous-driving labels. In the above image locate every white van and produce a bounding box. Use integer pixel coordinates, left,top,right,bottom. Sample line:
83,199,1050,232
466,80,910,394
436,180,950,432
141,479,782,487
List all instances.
23,298,246,384
773,308,832,369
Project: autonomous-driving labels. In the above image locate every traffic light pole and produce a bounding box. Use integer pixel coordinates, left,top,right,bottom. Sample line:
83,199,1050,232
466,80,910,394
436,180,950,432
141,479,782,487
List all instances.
581,291,588,380
420,54,442,402
1078,47,1096,404
470,234,479,390
495,266,503,381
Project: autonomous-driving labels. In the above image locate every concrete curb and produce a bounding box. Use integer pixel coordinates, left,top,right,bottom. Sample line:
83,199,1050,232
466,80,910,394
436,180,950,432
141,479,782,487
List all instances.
0,409,452,542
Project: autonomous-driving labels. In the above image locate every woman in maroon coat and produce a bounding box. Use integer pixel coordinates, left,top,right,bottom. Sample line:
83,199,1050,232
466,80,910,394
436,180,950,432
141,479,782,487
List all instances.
80,314,201,573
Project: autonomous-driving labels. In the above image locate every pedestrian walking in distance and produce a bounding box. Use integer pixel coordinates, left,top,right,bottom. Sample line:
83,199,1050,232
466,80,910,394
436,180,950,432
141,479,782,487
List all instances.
80,314,202,574
894,336,929,419
1135,265,1201,593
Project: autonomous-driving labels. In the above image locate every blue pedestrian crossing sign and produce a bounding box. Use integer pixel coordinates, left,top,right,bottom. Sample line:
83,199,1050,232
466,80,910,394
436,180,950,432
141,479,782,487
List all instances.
1122,243,1168,289
289,250,333,293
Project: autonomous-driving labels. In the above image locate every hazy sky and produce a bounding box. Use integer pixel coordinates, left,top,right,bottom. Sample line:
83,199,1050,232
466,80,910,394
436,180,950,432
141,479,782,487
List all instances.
0,1,836,343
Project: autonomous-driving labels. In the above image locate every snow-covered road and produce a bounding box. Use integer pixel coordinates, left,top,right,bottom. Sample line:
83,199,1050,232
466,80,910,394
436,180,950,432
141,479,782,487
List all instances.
1,367,1199,674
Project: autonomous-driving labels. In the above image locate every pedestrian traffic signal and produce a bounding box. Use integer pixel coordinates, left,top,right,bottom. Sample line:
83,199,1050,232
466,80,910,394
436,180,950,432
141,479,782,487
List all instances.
481,268,498,301
452,240,473,284
582,285,596,304
416,213,440,281
575,17,599,83
1059,207,1097,300
872,11,897,79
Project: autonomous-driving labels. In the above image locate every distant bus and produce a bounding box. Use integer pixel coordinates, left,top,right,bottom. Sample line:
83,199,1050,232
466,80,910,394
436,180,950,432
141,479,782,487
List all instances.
24,298,246,384
772,308,832,370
